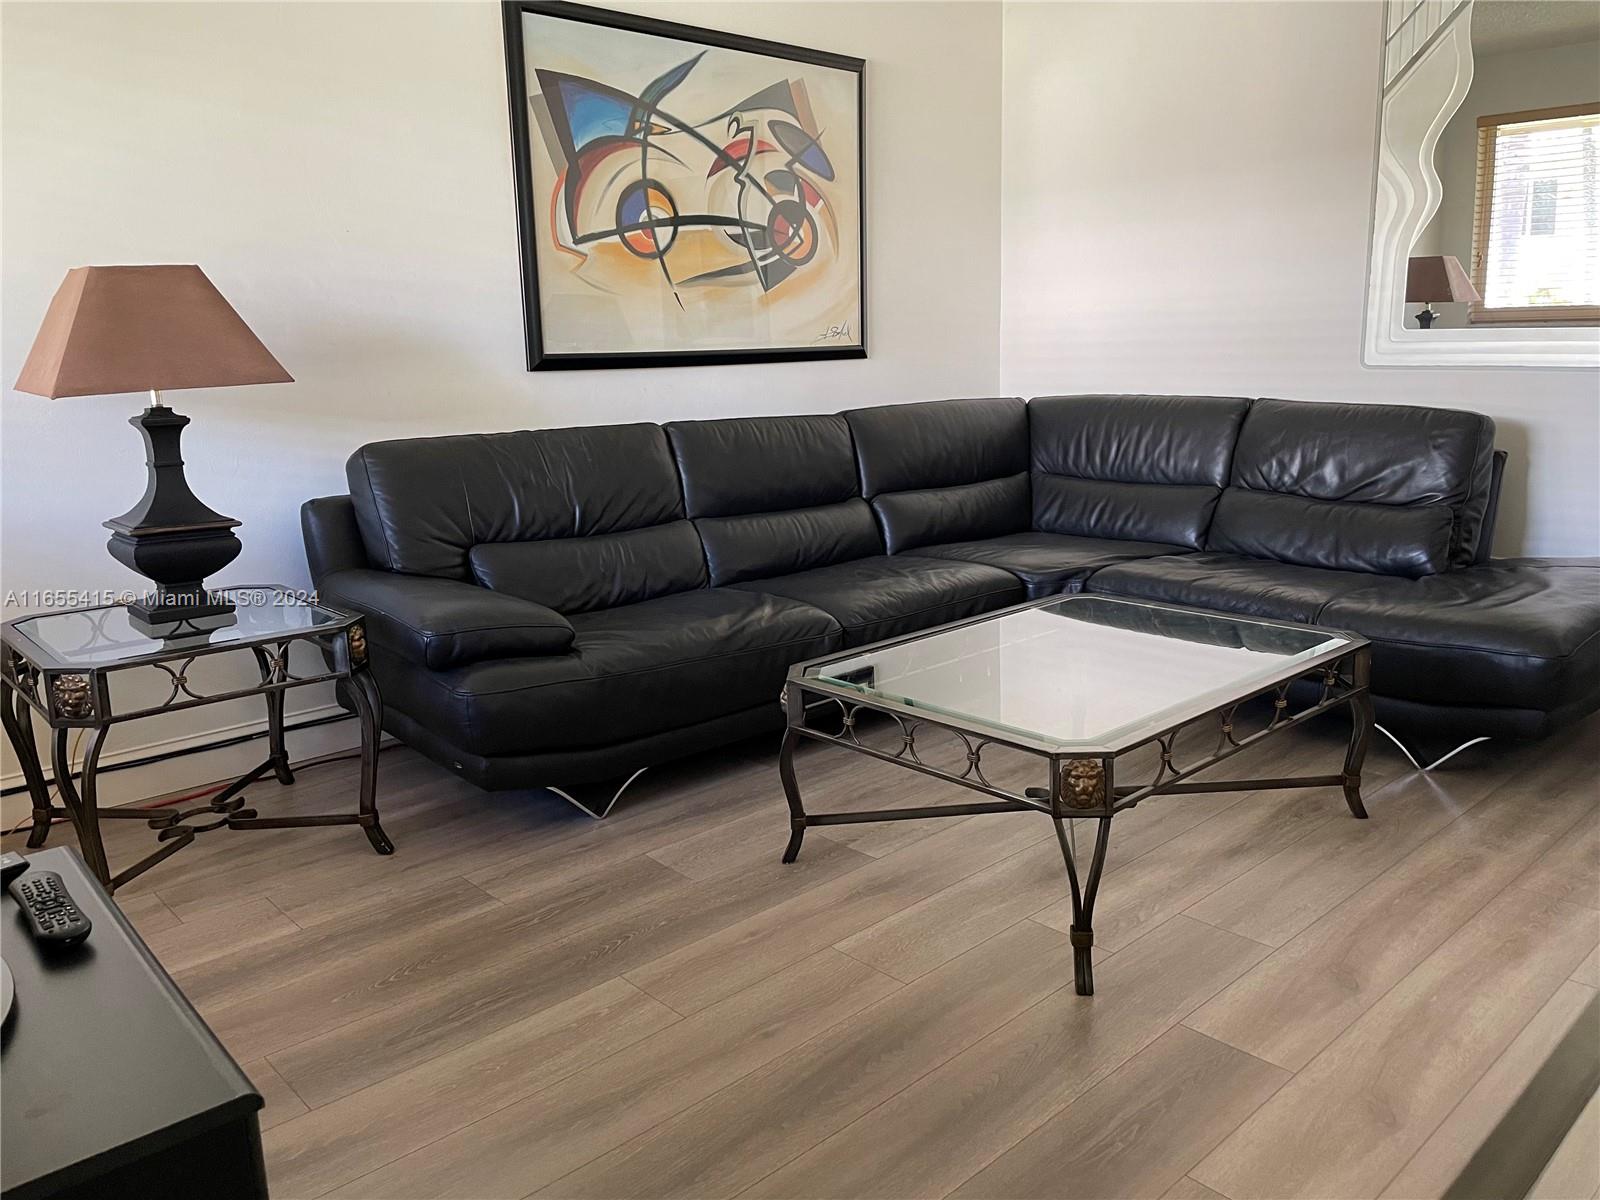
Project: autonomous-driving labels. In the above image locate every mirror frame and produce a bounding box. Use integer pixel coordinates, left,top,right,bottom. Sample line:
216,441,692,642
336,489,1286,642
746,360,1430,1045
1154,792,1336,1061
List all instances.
1363,0,1600,369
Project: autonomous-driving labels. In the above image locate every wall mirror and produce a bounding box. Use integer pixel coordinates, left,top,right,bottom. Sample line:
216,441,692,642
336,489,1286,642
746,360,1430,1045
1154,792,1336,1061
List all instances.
1364,0,1600,367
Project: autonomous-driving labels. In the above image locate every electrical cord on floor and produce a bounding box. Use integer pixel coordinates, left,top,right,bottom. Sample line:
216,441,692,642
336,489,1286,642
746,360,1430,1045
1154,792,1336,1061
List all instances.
1,734,401,840
0,710,360,802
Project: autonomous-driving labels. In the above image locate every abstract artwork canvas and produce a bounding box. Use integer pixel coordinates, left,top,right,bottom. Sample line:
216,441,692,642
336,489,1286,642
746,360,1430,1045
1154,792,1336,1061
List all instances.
502,1,866,369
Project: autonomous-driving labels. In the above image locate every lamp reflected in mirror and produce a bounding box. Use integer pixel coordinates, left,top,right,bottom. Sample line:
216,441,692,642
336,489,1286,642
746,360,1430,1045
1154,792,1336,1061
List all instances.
1407,255,1482,328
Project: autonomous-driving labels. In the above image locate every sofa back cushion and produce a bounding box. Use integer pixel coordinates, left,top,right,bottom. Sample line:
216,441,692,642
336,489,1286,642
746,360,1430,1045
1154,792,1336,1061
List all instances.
346,424,706,613
666,414,880,585
1208,398,1497,577
844,397,1030,553
1029,395,1251,548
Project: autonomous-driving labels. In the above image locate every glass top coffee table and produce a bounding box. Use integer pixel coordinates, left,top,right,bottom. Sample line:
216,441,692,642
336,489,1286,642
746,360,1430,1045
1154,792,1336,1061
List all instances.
777,594,1373,995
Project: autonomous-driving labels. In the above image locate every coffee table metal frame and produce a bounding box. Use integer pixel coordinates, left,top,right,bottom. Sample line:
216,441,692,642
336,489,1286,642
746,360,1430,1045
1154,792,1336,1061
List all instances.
778,596,1374,996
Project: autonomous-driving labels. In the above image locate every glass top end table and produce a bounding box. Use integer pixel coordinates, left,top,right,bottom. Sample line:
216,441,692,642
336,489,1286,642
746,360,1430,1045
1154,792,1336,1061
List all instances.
1,587,391,892
779,594,1374,996
7,588,353,670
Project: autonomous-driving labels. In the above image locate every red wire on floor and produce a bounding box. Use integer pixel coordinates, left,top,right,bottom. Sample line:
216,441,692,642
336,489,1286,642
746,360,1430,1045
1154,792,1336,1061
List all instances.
141,781,232,809
4,742,380,840
5,779,234,839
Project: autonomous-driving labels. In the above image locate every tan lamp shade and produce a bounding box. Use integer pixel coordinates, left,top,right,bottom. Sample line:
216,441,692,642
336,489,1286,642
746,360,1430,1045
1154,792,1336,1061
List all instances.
13,265,292,399
1405,255,1482,305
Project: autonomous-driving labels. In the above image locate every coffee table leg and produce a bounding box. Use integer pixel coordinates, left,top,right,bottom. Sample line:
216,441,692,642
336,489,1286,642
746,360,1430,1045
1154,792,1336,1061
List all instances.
779,726,807,864
1050,799,1112,996
1342,647,1374,820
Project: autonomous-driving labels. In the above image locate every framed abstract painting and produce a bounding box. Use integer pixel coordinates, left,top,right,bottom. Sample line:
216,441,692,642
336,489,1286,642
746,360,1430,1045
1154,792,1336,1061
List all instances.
501,1,866,369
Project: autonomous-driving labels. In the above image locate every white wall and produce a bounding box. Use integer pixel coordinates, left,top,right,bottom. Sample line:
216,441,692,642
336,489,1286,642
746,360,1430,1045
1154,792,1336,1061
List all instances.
1000,0,1600,557
0,0,1003,807
1416,37,1600,328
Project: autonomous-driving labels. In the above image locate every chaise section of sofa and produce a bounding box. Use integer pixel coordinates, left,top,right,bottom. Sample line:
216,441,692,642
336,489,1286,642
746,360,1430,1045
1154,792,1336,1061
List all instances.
1077,397,1599,756
1316,560,1600,741
1085,395,1500,615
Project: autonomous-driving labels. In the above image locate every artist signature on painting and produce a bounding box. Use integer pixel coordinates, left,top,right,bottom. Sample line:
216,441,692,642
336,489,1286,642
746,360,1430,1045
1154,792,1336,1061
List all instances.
814,322,853,343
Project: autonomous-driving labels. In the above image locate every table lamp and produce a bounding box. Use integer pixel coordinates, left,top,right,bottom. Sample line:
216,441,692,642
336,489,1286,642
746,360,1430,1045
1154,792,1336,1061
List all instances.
13,266,292,625
1405,255,1481,329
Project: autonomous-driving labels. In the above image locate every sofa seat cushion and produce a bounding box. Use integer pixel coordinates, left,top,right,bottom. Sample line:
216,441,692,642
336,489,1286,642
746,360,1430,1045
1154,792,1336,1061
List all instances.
1319,562,1600,712
730,555,1023,646
1084,553,1380,623
913,532,1191,599
395,589,841,757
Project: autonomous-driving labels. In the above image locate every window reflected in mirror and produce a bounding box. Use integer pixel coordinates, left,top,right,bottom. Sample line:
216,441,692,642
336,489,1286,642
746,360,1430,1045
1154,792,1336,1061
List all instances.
1410,1,1599,329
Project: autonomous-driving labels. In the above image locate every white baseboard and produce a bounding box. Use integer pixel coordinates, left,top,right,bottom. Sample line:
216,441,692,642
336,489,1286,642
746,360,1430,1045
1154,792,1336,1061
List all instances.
0,701,348,791
1,702,364,830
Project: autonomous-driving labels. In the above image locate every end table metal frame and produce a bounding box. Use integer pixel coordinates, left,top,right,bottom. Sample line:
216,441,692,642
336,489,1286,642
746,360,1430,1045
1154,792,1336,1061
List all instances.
777,601,1373,996
1,601,391,893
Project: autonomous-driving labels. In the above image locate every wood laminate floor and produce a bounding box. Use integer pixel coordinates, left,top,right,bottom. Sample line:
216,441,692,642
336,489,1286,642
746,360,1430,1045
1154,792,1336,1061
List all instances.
7,710,1598,1200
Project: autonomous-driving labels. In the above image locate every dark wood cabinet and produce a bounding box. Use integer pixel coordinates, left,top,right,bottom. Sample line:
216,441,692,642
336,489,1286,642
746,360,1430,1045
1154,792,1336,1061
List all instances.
1,847,267,1199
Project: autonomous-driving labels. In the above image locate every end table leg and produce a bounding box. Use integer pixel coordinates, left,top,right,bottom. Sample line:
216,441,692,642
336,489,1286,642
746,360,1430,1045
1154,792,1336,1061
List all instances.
346,671,393,855
52,725,113,887
251,645,295,786
266,686,295,786
1343,648,1374,820
779,726,807,864
2,683,54,848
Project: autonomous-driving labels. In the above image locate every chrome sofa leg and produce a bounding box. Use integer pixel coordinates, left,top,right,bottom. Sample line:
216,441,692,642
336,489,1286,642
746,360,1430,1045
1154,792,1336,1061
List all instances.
545,768,649,819
1375,724,1490,772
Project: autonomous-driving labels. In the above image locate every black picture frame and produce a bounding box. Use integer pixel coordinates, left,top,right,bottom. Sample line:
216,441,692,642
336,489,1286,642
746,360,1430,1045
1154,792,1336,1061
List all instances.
501,0,867,370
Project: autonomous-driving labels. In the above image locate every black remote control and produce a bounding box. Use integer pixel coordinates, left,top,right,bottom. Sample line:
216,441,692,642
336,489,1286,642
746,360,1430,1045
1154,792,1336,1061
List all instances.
9,871,91,946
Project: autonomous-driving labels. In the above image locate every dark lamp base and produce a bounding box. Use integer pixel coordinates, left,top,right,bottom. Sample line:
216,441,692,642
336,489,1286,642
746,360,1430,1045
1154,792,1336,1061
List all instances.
126,606,239,642
127,589,236,626
103,401,244,626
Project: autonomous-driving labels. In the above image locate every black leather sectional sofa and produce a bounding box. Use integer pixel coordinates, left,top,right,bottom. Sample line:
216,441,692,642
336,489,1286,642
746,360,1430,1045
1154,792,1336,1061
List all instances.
302,395,1600,809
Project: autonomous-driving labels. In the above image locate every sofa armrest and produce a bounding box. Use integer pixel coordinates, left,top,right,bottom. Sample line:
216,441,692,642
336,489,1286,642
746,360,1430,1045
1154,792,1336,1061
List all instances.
302,495,371,581
319,569,575,669
1473,450,1508,566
